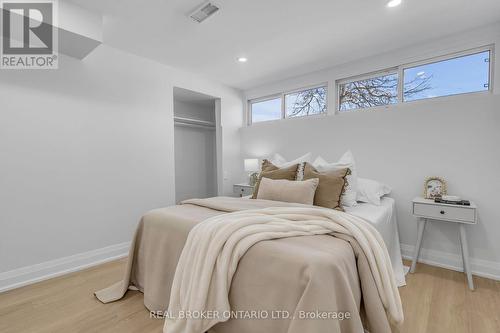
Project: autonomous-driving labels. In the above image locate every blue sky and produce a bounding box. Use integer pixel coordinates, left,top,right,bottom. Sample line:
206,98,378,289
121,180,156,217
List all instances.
251,98,281,123
404,51,490,101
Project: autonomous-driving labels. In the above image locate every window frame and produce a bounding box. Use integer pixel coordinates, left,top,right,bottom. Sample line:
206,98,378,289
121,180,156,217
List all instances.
336,45,494,112
336,67,399,112
401,47,493,103
248,93,283,125
284,84,328,119
248,83,328,125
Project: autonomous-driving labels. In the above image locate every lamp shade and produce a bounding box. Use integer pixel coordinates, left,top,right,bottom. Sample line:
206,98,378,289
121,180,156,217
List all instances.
244,158,259,172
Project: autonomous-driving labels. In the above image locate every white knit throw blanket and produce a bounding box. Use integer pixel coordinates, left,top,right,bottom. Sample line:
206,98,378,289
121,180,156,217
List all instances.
164,207,404,333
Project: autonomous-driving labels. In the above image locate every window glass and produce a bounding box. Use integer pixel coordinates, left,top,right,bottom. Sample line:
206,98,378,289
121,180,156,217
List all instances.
285,86,327,117
250,97,282,123
403,51,490,102
338,73,398,111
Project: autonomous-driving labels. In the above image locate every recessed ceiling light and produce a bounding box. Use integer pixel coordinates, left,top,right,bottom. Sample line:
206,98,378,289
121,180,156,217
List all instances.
237,57,248,63
387,0,402,7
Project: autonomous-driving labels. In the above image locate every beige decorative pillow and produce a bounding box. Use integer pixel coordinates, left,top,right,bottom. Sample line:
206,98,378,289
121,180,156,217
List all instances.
256,177,319,205
251,160,299,199
302,163,350,210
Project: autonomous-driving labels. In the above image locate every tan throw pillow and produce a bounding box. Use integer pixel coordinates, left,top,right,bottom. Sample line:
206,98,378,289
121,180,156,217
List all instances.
302,163,350,210
251,160,299,199
256,177,319,205
260,159,277,172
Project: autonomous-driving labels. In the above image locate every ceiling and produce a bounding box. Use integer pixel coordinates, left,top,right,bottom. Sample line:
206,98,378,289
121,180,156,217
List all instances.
68,0,500,90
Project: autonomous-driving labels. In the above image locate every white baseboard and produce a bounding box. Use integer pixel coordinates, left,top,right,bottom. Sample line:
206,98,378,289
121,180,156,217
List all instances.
0,242,131,293
401,243,500,281
2,241,498,293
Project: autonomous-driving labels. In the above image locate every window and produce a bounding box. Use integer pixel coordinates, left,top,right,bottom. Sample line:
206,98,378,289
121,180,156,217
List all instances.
338,72,398,111
337,47,493,111
249,84,327,124
250,97,282,123
285,86,327,117
403,50,491,102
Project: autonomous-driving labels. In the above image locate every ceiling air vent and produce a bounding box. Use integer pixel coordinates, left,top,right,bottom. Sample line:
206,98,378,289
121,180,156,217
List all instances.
189,2,220,23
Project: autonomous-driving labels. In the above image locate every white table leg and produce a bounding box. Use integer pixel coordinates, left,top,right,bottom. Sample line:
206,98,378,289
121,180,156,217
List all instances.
410,218,427,273
459,229,466,272
459,224,474,290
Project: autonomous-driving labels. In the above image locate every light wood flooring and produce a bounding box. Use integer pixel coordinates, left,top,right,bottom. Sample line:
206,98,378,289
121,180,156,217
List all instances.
0,259,498,333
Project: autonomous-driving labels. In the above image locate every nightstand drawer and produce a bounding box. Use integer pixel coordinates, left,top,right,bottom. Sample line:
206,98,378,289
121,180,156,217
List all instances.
413,202,476,223
233,184,254,197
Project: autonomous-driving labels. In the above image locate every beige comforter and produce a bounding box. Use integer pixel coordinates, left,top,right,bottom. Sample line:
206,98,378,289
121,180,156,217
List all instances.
96,197,402,333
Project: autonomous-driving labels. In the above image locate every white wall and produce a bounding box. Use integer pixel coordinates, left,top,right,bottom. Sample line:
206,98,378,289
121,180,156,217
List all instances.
241,24,500,279
0,44,243,288
174,100,217,202
174,100,215,122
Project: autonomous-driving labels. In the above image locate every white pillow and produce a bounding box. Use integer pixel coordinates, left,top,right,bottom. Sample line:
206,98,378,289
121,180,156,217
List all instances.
270,152,312,180
357,178,392,206
313,150,358,207
256,177,319,205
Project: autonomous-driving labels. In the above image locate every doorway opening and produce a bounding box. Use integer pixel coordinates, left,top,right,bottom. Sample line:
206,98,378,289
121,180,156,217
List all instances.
173,87,221,203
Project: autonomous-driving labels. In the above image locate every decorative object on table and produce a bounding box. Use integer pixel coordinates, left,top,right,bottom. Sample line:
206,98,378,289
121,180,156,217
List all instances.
411,197,477,290
441,195,461,201
434,198,471,206
244,158,260,186
423,176,447,199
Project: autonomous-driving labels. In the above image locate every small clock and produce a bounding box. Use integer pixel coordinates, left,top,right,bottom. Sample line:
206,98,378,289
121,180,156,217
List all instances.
424,177,447,199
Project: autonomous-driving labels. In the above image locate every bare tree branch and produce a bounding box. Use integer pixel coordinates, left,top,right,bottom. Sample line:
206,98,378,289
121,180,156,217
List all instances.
285,72,432,114
287,87,327,116
339,73,432,110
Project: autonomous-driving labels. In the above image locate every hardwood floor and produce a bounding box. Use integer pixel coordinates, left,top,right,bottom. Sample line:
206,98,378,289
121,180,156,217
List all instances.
396,260,500,333
0,259,499,333
0,259,162,333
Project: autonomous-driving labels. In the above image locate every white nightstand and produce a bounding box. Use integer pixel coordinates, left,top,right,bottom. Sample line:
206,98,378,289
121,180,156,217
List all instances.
233,183,254,197
410,197,477,290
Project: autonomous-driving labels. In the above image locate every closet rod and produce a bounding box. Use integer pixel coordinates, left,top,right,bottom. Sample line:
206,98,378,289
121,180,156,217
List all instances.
174,121,215,131
173,116,215,127
174,122,215,130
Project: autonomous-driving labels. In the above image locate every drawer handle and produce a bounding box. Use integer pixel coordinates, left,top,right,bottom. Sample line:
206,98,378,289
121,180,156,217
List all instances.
440,210,445,215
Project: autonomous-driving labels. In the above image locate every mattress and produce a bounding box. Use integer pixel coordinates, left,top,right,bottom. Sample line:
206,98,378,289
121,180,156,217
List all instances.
345,197,406,286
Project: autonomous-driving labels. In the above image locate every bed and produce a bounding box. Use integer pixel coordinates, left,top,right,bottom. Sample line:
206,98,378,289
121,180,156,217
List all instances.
96,196,403,333
345,197,406,287
243,195,406,286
